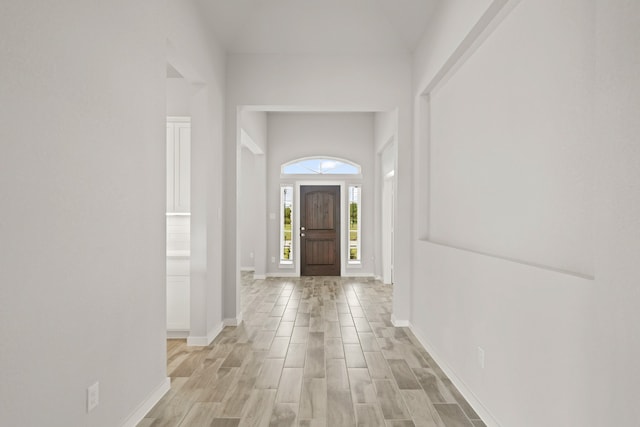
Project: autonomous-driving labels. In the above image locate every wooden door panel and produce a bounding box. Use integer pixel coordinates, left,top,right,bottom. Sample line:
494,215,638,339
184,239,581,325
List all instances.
305,193,334,229
301,185,340,276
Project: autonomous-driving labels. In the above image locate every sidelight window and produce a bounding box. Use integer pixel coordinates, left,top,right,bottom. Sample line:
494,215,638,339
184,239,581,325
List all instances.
280,185,294,264
349,185,361,263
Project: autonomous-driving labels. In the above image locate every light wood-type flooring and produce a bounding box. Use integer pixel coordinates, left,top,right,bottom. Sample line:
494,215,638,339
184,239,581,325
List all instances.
139,274,486,427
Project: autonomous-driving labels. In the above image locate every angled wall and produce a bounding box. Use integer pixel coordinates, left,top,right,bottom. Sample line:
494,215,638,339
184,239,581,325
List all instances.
411,0,640,425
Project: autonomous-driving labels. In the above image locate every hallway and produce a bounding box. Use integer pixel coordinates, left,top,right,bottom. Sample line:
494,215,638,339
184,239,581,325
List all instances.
140,274,484,426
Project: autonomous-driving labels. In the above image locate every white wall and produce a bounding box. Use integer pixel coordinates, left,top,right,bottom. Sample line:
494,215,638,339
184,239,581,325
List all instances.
166,77,191,117
239,147,257,269
411,0,640,426
373,111,398,281
0,1,167,426
266,112,375,276
225,54,413,321
166,0,226,341
239,111,268,277
588,0,640,424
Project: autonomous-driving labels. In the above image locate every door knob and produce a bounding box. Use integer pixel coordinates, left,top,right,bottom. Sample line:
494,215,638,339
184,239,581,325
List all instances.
301,233,305,237
301,226,306,231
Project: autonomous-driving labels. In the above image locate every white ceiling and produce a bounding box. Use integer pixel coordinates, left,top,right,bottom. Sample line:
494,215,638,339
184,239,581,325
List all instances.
195,0,440,55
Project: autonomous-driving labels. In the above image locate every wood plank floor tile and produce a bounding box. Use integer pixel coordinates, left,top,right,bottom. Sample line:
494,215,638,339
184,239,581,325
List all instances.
398,343,431,369
388,359,421,390
341,326,359,344
291,327,309,343
400,390,443,427
411,368,454,403
143,275,485,427
304,332,325,378
268,337,291,359
374,379,411,420
298,418,326,427
327,389,356,427
432,404,474,427
221,343,252,368
326,358,349,390
283,342,306,368
282,308,298,322
178,402,221,426
324,337,344,359
240,389,277,427
339,312,355,326
276,368,303,403
385,421,416,427
253,330,277,351
348,368,377,404
299,378,327,419
270,305,287,317
344,343,367,368
256,358,285,389
269,403,298,427
324,321,341,337
277,321,295,337
199,367,239,402
364,352,394,380
358,332,380,352
264,317,282,331
440,378,480,420
353,317,372,332
210,418,241,427
355,404,385,426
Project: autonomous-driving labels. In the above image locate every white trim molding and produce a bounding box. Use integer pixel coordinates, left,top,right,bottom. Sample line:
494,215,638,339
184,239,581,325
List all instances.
223,317,240,327
253,274,267,280
166,330,189,339
266,272,299,278
120,377,170,427
186,322,224,347
390,315,410,327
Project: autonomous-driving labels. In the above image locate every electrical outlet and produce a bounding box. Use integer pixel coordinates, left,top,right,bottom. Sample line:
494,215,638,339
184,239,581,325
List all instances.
477,347,485,369
87,381,99,412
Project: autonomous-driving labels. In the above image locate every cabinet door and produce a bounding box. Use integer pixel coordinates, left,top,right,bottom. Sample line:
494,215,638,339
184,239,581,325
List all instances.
167,275,190,330
173,123,191,213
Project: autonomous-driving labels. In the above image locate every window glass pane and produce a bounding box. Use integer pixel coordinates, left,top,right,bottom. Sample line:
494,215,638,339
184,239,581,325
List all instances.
281,186,293,262
282,158,360,175
349,186,361,262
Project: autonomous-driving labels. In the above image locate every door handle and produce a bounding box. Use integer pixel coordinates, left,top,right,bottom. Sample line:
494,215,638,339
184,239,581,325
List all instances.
301,233,305,237
301,226,306,231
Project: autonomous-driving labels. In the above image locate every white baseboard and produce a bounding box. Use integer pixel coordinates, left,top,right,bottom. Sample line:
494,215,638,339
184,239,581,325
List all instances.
409,324,502,427
120,377,170,427
223,317,239,326
186,322,224,347
241,267,255,272
253,273,267,280
266,272,298,278
166,329,189,339
342,273,376,278
374,275,383,281
390,315,410,327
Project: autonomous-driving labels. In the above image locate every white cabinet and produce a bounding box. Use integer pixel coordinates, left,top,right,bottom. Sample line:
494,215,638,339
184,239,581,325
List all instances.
167,256,190,331
166,119,191,213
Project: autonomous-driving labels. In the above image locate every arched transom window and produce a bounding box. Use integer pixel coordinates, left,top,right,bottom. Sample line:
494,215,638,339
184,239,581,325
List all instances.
282,157,361,175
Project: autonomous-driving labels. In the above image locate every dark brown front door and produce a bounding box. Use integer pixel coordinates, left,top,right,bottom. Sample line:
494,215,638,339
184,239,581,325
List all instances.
300,185,341,276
